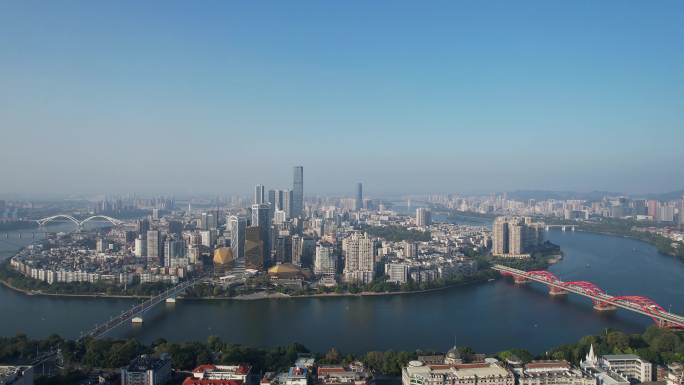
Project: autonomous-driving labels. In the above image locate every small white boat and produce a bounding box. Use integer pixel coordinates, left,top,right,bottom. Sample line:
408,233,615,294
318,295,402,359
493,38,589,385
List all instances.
132,317,143,324
165,297,176,303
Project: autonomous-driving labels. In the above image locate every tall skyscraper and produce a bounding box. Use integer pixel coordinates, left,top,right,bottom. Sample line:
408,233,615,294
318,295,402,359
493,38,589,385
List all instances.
492,217,509,255
283,189,293,218
245,226,264,269
228,215,246,261
268,189,285,220
292,166,303,217
267,189,276,220
274,189,285,211
251,203,272,264
291,235,306,267
254,184,265,204
314,243,337,275
146,230,161,260
342,232,374,284
415,208,431,227
134,236,146,257
680,197,684,227
355,182,363,211
647,200,659,218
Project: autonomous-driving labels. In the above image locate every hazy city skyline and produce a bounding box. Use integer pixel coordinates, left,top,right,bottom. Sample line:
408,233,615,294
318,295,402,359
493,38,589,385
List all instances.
1,1,683,196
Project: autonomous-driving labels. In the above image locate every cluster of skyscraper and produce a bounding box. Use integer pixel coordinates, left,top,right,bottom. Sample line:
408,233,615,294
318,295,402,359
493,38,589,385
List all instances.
228,166,305,269
492,216,545,257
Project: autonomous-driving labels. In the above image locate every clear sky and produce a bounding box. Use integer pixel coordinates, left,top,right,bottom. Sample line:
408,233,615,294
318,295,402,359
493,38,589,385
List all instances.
1,1,683,197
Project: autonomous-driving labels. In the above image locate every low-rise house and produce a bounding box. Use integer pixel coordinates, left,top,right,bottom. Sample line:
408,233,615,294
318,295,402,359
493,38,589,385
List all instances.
519,360,594,385
402,360,514,385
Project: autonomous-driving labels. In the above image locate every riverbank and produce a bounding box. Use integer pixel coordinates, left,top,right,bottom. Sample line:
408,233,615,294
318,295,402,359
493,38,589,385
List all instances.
0,269,499,301
558,225,684,261
228,276,497,301
0,278,153,299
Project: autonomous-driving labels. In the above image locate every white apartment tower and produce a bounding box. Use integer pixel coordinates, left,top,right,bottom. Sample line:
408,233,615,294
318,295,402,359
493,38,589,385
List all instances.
343,232,374,284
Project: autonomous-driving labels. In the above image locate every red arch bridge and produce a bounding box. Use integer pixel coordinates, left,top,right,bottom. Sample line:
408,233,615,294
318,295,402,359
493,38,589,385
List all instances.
493,264,684,329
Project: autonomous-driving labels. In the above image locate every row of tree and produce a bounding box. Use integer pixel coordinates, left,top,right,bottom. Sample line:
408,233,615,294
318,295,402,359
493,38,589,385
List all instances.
2,326,681,380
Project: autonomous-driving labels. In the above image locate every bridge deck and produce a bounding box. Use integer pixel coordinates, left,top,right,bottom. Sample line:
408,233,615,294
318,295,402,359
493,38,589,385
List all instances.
80,277,203,340
492,264,684,327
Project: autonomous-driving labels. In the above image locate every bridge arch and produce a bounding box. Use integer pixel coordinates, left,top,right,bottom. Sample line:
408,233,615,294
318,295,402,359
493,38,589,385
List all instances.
80,215,123,227
527,270,560,282
37,214,123,228
37,215,81,227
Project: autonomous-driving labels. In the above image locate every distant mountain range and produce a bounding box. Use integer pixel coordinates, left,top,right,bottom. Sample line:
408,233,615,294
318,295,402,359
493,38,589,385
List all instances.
506,189,684,201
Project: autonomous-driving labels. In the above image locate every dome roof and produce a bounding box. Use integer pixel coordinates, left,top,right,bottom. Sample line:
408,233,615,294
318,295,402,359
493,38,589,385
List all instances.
446,345,460,359
213,247,234,265
268,263,303,276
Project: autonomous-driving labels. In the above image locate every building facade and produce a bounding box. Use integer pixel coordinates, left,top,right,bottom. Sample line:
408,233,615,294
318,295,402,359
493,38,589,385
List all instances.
343,233,374,284
292,166,304,217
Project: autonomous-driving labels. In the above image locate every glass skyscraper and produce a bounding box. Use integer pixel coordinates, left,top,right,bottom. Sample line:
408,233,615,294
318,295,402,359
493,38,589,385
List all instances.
292,166,303,217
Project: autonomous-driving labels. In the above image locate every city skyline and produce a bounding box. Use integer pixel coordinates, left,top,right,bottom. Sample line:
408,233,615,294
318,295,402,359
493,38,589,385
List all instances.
1,1,684,196
2,2,684,384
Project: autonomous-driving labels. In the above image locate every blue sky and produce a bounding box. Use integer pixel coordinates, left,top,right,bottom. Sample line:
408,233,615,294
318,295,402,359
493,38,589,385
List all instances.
1,1,683,196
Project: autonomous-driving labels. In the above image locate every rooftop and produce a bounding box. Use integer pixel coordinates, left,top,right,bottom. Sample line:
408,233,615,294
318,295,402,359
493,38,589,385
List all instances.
602,354,644,361
127,354,170,372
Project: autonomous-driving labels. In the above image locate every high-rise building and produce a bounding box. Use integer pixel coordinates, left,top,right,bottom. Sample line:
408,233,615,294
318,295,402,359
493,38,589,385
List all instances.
134,236,146,257
283,190,293,218
355,182,363,211
146,230,162,259
291,235,304,266
268,189,276,208
164,238,186,261
647,200,659,218
251,203,272,265
342,232,374,284
492,216,544,257
274,210,287,224
96,238,106,253
403,241,417,258
137,219,150,235
254,184,265,204
658,205,675,222
415,208,431,227
273,189,284,211
228,215,246,260
680,198,684,227
292,166,304,217
274,235,292,263
200,212,217,230
314,244,336,275
202,230,217,248
492,218,509,255
245,226,264,269
509,223,524,254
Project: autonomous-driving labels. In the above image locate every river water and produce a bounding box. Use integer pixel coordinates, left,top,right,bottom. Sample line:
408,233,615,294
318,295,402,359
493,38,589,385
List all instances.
1,221,682,354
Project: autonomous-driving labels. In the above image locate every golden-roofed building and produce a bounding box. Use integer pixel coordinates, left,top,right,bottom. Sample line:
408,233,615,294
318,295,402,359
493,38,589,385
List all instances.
267,263,304,279
214,247,234,271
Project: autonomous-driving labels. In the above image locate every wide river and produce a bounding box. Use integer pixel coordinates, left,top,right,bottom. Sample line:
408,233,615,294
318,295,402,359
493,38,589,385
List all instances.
1,220,683,354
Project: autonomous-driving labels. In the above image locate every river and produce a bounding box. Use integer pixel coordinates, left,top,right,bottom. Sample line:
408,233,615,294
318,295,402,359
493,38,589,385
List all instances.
1,221,682,355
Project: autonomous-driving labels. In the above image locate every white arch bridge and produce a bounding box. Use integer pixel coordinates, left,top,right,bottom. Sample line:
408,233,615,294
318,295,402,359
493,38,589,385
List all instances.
36,215,123,228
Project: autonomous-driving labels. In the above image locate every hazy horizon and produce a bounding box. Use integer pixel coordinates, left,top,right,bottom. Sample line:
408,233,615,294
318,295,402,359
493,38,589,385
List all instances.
2,1,683,196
